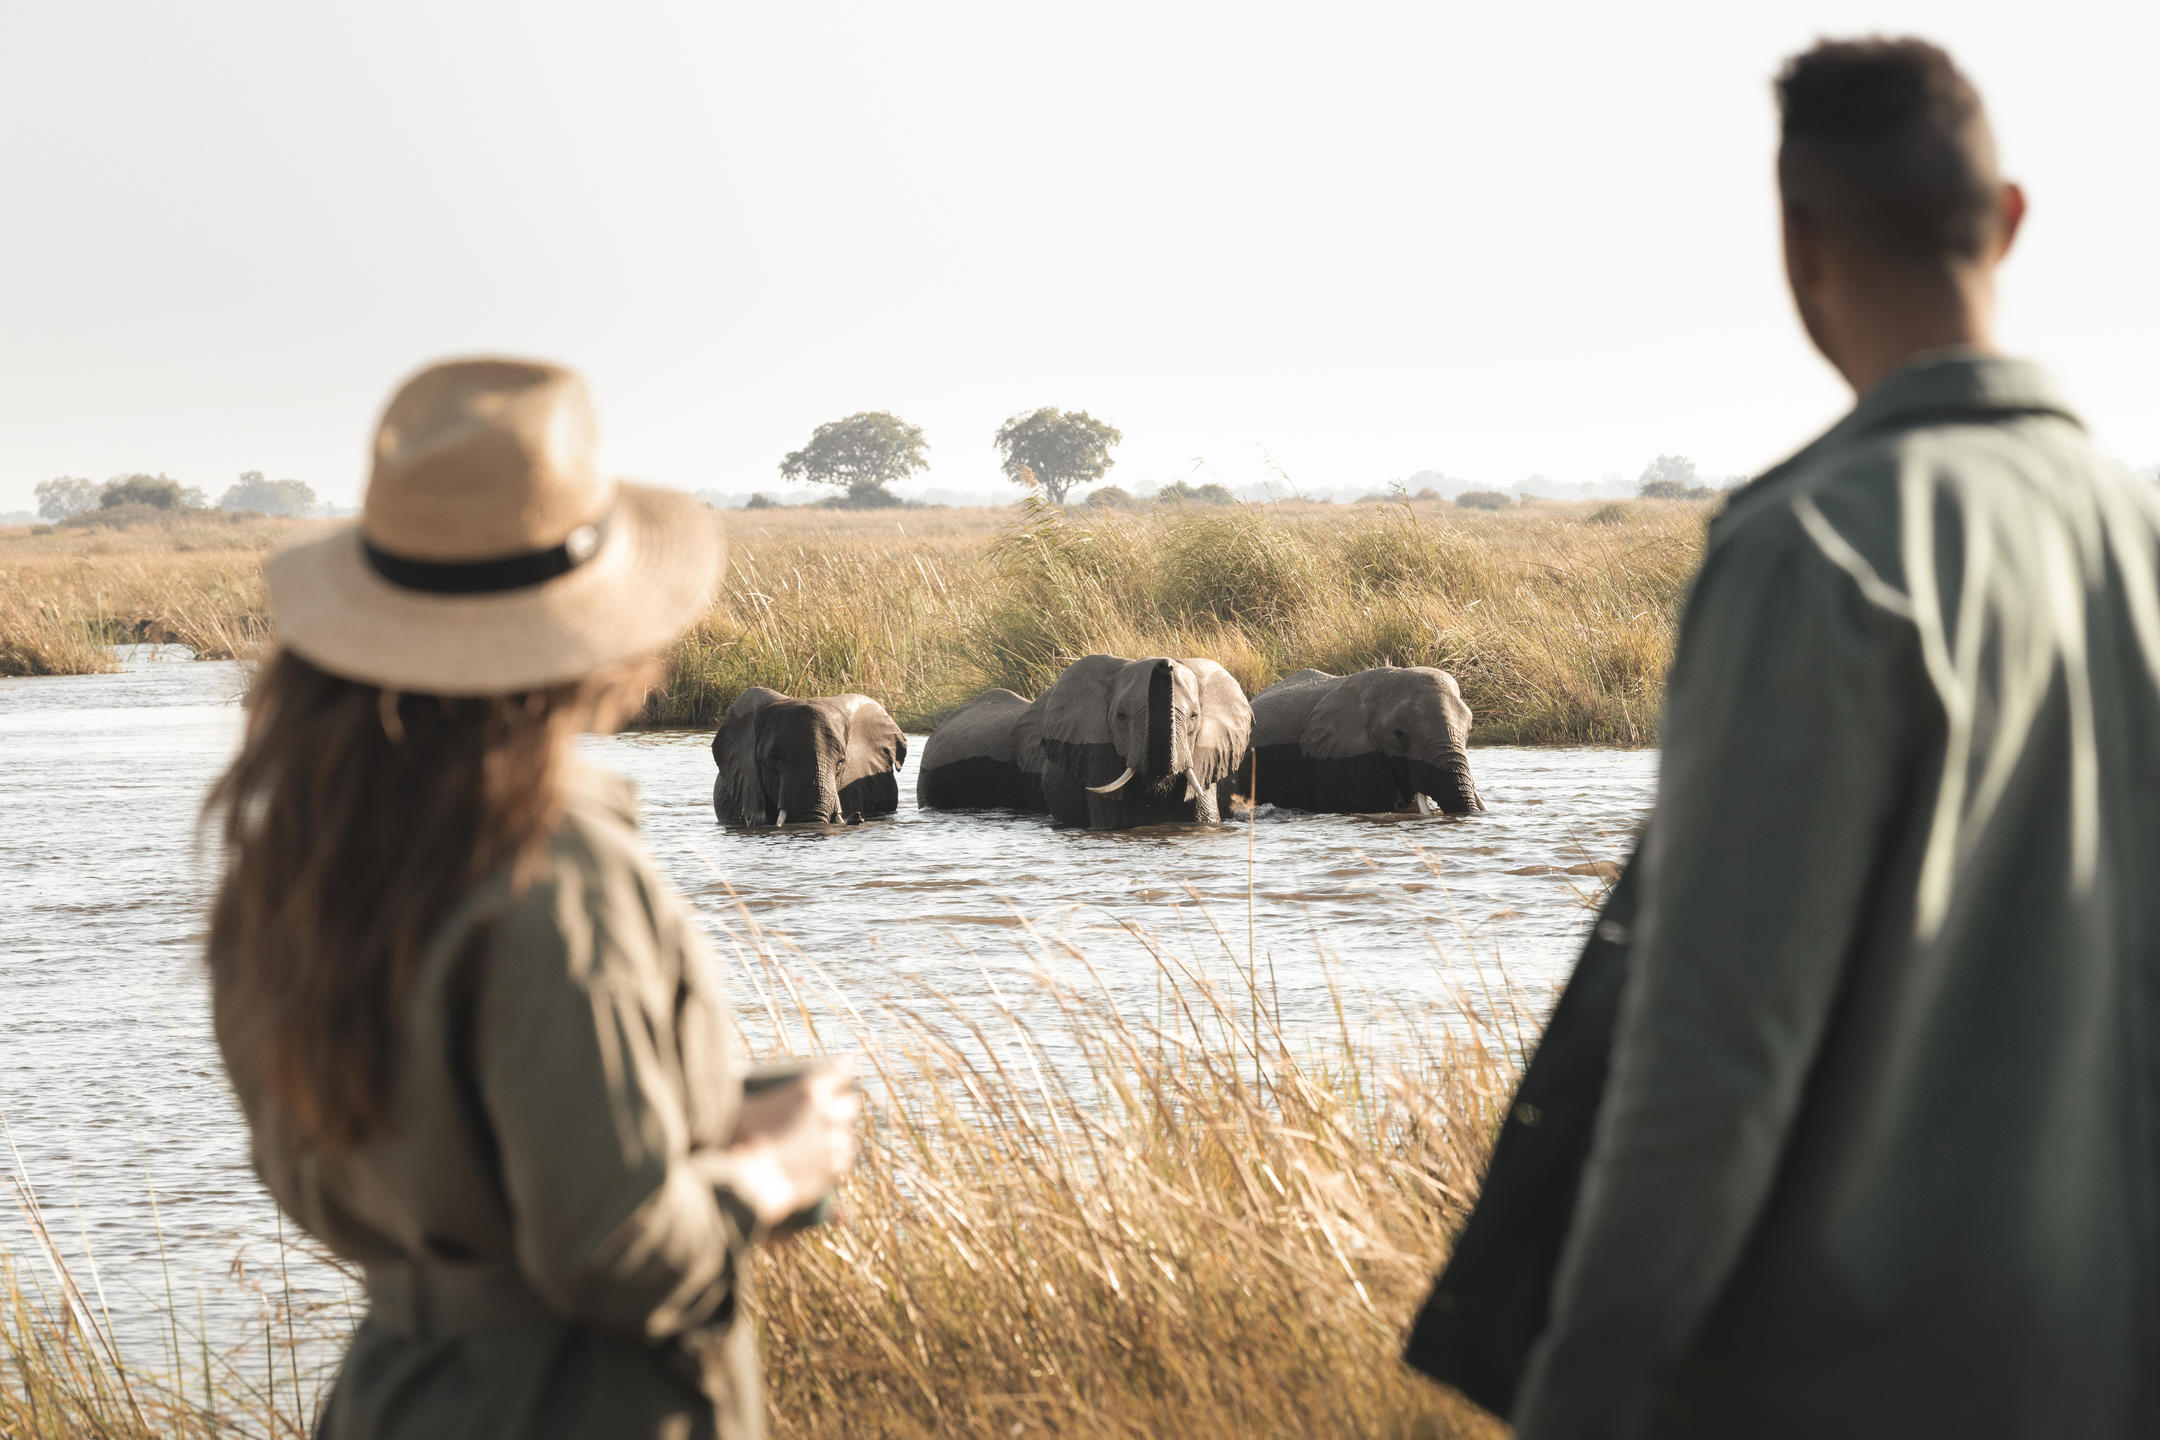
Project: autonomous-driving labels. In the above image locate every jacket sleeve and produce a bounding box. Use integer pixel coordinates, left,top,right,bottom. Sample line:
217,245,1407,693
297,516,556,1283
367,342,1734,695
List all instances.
474,856,759,1341
1514,510,1916,1437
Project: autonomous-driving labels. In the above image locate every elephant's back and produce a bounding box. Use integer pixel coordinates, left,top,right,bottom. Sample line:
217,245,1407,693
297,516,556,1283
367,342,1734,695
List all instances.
922,690,1030,767
919,689,1042,810
1251,670,1338,749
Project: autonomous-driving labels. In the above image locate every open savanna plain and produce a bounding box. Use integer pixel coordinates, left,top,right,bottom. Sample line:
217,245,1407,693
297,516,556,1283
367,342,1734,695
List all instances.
2,495,1706,742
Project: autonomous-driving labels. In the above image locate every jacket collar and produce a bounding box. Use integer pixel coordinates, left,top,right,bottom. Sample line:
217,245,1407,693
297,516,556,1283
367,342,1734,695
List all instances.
1725,352,2081,516
1836,349,2081,441
562,760,642,829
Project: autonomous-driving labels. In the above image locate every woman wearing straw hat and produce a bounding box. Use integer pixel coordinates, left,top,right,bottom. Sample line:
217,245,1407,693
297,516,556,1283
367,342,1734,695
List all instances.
204,359,859,1439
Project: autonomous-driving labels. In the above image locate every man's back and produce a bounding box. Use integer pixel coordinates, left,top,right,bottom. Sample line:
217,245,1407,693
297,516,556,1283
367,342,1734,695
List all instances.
1517,352,2160,1437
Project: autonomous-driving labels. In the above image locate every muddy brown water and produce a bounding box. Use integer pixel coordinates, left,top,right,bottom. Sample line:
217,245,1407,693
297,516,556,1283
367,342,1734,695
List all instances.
1,650,1655,1366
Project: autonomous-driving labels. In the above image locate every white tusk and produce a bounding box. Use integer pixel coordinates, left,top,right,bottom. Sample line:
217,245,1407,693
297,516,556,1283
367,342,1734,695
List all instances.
1183,773,1200,801
775,809,788,828
1414,792,1436,817
1087,766,1137,794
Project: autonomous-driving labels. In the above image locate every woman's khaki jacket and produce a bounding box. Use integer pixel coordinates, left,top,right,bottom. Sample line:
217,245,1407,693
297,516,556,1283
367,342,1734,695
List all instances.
215,766,765,1439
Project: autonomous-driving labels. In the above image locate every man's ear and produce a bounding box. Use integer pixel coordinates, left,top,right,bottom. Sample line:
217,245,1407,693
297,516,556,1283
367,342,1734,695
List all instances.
1996,181,2027,259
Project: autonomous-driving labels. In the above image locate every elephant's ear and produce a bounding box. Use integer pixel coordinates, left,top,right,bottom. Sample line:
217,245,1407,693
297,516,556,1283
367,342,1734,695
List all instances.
1181,659,1253,790
1038,654,1124,747
715,687,783,824
833,694,906,788
1302,672,1381,760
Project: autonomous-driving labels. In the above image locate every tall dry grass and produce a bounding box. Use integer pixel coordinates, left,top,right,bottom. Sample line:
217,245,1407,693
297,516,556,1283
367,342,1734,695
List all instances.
657,498,1701,741
4,892,1532,1438
2,499,1705,743
0,516,293,675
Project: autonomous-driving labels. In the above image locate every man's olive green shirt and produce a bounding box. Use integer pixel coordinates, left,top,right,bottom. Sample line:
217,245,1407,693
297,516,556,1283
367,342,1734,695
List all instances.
1518,354,2160,1438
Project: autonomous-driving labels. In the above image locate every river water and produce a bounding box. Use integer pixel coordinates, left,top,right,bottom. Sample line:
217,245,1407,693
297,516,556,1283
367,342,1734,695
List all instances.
0,651,1656,1374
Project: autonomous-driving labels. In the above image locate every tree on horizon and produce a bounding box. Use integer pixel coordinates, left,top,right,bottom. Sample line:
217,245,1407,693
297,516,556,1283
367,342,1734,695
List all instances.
780,412,929,507
34,476,99,520
99,474,190,510
1637,454,1714,501
994,408,1122,506
220,471,318,516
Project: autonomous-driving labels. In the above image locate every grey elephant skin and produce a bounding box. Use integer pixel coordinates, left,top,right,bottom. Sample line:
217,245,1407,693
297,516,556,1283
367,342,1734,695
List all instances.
1249,666,1482,814
1037,655,1253,829
711,688,907,827
915,688,1049,812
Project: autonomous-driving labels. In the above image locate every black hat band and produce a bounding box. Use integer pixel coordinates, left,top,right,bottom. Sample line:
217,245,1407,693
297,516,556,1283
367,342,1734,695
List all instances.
363,515,612,595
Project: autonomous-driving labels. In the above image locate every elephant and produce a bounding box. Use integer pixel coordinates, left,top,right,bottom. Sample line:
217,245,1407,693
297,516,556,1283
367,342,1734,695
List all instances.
711,687,907,827
1249,665,1482,815
915,688,1049,812
1037,654,1253,829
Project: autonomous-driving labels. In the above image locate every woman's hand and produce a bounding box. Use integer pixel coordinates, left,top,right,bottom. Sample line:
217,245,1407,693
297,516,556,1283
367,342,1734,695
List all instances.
726,1061,863,1232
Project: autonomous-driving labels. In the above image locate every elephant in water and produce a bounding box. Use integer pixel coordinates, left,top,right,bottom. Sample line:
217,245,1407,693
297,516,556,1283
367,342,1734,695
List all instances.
915,688,1049,812
1249,666,1482,815
1038,654,1252,829
711,687,907,827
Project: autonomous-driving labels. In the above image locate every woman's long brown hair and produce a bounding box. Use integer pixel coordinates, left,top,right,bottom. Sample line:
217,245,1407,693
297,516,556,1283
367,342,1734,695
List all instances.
204,648,658,1148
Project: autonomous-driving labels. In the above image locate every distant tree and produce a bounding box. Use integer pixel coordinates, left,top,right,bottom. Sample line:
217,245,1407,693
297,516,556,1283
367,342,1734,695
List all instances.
780,412,928,507
994,408,1122,506
1412,487,1443,502
1455,490,1515,511
1156,479,1237,506
743,492,778,510
1082,484,1140,510
219,471,318,516
99,474,187,510
35,476,99,521
1636,454,1716,500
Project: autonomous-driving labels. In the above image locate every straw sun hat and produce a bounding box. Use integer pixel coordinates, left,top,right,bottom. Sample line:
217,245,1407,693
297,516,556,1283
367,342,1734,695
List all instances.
268,359,724,696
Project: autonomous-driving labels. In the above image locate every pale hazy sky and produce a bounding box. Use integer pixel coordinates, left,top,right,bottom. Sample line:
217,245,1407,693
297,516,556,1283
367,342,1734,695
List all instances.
3,1,2155,512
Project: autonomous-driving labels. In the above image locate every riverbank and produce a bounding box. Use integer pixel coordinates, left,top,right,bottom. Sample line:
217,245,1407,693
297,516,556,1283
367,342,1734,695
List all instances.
3,921,1523,1439
2,497,1704,743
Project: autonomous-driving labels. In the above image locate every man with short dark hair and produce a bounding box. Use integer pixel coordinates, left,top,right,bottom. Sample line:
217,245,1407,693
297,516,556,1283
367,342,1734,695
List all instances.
1512,38,2160,1438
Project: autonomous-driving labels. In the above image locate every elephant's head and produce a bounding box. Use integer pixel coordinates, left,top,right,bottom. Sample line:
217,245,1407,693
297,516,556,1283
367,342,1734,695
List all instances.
713,690,906,826
1310,666,1482,813
1044,655,1251,811
1096,658,1198,798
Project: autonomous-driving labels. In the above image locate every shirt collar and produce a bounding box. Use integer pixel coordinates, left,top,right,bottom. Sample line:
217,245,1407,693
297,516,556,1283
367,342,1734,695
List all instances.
1834,349,2083,441
1728,351,2082,513
562,760,642,829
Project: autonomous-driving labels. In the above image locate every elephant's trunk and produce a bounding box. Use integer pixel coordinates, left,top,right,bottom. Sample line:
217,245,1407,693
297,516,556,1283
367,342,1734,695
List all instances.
1434,752,1483,813
771,762,842,825
1142,662,1175,777
1131,661,1198,794
1405,752,1483,815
